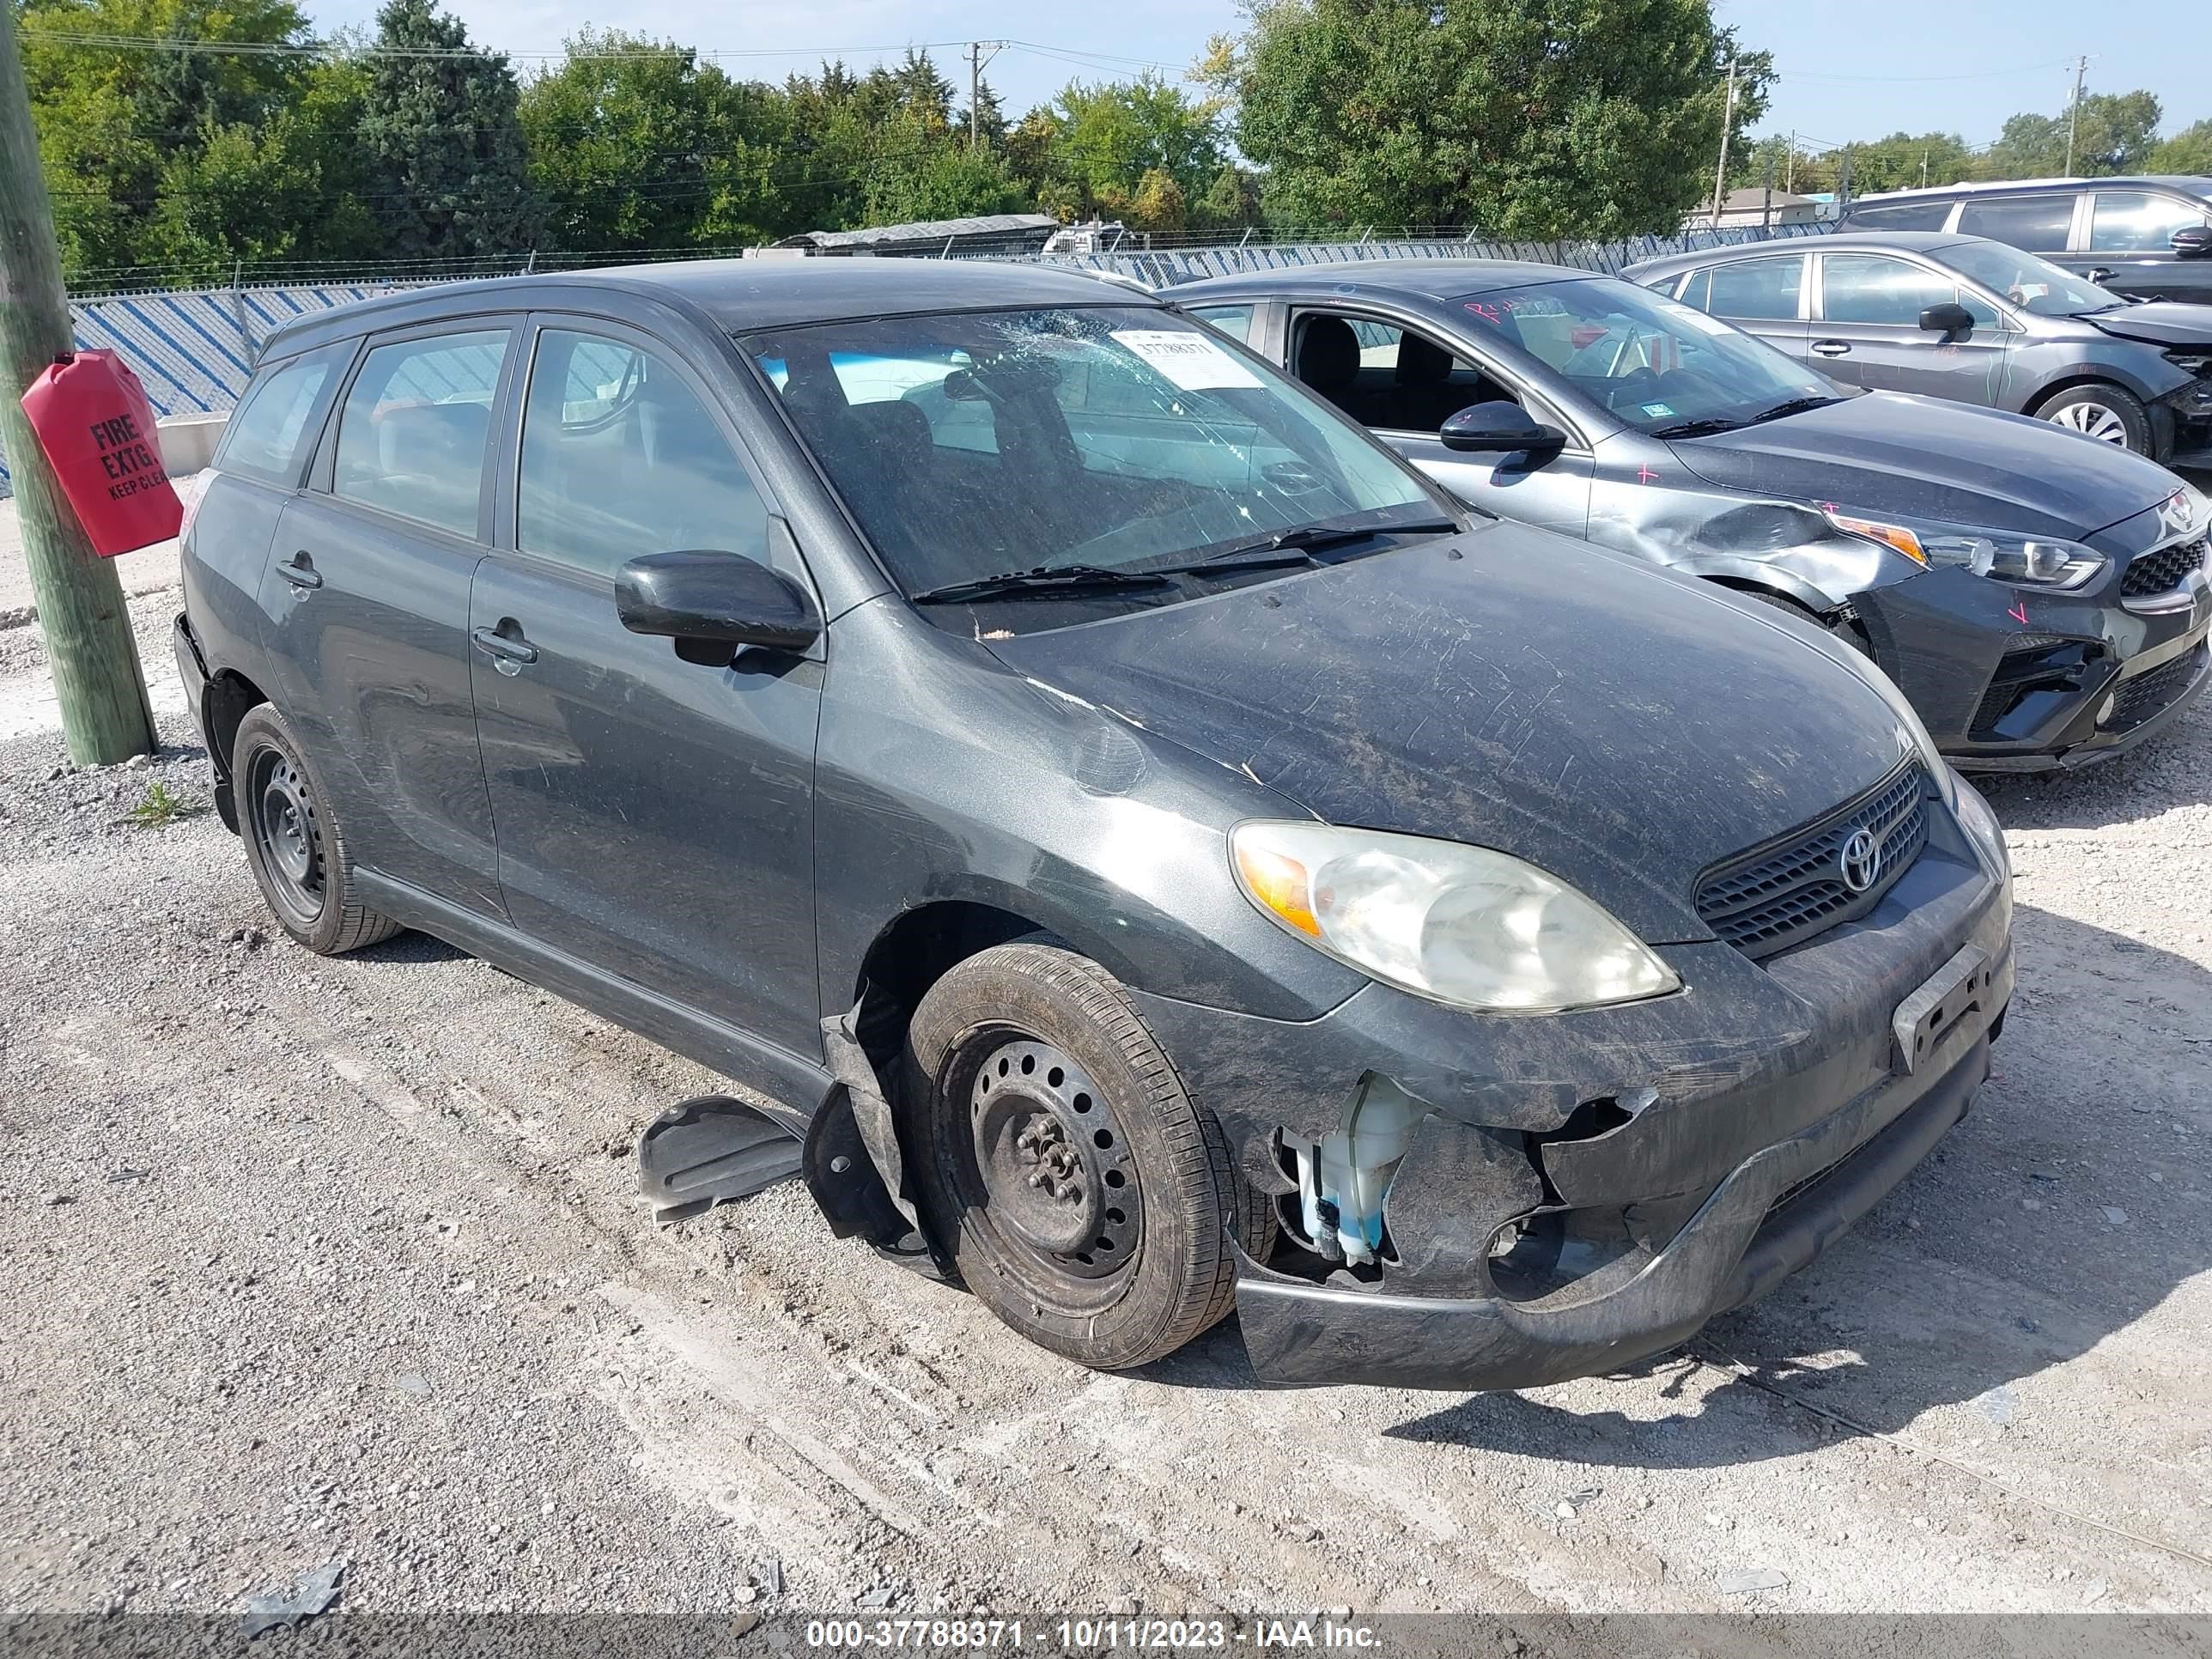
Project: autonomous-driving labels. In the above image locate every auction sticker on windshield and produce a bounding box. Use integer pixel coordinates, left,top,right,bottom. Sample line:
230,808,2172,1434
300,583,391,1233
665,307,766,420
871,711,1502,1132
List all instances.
1110,330,1263,391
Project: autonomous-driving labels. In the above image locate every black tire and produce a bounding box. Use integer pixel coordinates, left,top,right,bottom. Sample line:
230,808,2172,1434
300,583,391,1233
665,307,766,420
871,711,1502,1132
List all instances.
901,942,1245,1370
232,704,402,956
1735,586,1874,658
2034,383,2151,454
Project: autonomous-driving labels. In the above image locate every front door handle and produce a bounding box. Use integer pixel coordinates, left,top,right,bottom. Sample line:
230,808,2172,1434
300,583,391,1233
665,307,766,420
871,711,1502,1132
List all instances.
276,552,323,589
1810,340,1851,358
471,625,538,667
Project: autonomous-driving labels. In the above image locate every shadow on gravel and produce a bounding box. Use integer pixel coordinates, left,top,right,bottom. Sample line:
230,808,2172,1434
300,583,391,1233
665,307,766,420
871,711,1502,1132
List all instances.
1377,903,2209,1467
354,932,471,966
1966,698,2209,833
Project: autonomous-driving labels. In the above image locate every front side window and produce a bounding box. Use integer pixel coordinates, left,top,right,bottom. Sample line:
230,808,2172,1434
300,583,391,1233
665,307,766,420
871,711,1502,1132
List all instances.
1187,305,1255,345
1452,278,1835,434
219,344,345,485
1700,256,1806,322
1955,193,2075,252
2090,191,2210,252
1820,255,1958,325
747,306,1441,599
331,329,509,538
519,330,766,576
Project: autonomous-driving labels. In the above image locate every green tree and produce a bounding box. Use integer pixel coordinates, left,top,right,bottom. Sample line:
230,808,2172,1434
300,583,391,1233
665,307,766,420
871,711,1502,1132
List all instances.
1981,90,2161,178
357,0,543,260
2149,118,2212,175
1223,0,1766,238
1128,167,1187,234
1043,76,1225,211
1192,163,1263,229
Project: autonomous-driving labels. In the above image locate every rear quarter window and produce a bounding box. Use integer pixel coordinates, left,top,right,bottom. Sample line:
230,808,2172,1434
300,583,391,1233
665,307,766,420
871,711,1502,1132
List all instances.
216,345,348,486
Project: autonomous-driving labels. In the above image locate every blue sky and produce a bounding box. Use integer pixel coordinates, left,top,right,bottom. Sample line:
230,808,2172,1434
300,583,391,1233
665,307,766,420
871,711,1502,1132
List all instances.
311,0,2208,149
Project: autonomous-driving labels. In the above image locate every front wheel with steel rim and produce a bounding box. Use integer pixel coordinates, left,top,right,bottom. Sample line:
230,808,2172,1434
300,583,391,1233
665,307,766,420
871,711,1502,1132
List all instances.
902,942,1246,1370
2036,383,2150,453
232,704,401,956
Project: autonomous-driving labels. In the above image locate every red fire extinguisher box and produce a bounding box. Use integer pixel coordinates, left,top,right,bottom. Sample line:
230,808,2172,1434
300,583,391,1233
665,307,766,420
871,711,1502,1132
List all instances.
18,350,184,558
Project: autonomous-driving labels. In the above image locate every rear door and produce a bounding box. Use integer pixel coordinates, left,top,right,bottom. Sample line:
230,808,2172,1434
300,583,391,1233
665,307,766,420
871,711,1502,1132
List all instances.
465,316,823,1057
1954,191,2082,270
1811,252,2014,404
263,321,518,919
1671,253,1812,368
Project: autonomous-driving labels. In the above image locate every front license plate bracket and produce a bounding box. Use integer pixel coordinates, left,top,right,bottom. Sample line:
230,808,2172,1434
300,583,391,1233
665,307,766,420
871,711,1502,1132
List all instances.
1891,944,1992,1076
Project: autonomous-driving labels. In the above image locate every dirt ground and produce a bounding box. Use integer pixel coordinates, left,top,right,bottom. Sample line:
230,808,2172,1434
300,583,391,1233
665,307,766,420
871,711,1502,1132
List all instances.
3,562,2210,1627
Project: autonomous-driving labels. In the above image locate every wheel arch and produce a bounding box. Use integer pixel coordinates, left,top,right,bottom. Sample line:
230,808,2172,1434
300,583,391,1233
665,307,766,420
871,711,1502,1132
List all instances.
204,668,271,832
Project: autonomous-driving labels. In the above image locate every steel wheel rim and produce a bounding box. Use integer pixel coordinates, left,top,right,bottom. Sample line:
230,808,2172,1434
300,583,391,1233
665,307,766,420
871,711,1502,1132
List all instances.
246,744,325,928
2049,402,2129,445
963,1034,1142,1285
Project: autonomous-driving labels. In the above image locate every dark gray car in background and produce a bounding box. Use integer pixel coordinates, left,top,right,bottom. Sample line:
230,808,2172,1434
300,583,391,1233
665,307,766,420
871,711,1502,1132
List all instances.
173,258,2014,1393
1626,232,2212,464
1838,176,2212,307
1171,258,2211,770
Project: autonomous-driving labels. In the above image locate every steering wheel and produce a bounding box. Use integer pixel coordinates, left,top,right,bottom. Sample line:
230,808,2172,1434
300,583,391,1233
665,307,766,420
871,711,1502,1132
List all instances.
1607,364,1662,411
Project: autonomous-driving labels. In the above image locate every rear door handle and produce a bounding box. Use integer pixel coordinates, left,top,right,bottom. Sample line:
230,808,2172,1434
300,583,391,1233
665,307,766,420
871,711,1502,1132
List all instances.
1810,340,1851,358
471,625,538,667
276,552,323,589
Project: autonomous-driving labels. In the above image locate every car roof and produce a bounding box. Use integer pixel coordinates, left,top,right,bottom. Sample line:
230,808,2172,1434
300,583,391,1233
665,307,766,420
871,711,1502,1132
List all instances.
1848,175,2212,204
1170,258,1611,303
1623,231,1972,279
258,258,1154,356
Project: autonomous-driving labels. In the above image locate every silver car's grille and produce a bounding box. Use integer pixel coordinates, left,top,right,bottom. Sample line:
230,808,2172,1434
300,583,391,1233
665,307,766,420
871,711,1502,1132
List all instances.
1695,762,1929,960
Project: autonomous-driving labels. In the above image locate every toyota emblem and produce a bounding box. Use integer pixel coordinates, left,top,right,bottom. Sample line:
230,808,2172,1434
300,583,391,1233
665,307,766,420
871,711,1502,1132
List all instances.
1838,828,1882,894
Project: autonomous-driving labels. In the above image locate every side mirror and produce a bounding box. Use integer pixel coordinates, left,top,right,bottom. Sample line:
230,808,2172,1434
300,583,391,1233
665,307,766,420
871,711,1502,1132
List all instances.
1918,301,1977,340
2172,226,2212,258
616,544,821,666
1439,400,1567,459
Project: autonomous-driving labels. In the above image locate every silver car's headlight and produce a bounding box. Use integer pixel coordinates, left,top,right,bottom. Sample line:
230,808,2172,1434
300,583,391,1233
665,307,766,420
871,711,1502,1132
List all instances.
1230,822,1680,1013
1826,510,2106,591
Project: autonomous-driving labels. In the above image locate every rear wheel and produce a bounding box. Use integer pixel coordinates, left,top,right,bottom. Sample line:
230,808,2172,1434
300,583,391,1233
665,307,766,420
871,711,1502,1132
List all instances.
902,942,1250,1370
2035,383,2150,453
233,704,401,956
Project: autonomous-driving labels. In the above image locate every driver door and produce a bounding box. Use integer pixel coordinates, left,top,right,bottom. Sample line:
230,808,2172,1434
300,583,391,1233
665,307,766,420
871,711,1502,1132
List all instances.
1284,307,1594,538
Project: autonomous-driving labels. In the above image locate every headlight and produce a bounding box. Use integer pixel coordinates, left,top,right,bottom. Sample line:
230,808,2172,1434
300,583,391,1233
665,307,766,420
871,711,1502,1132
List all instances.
1229,822,1680,1013
1826,510,2106,591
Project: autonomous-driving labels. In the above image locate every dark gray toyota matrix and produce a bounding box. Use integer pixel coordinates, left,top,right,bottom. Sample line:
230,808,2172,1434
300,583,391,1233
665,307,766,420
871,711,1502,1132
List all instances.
175,260,2014,1389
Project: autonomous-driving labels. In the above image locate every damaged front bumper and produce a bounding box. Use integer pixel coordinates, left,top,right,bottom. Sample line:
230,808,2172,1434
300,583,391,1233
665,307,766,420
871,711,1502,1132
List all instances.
1129,787,2013,1392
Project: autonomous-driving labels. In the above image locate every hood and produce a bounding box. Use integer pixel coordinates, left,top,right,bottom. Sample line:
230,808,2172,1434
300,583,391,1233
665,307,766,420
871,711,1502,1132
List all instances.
2085,301,2212,350
1665,392,2177,541
986,525,1915,944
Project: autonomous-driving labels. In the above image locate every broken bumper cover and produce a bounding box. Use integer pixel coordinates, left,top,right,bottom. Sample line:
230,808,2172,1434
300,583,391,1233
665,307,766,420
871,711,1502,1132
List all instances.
1129,787,2012,1393
1233,1025,1992,1391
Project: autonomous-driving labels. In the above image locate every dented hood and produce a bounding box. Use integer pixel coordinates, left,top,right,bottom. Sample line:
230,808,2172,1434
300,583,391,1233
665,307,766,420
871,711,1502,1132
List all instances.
1666,391,2175,540
985,523,1912,943
2085,300,2212,350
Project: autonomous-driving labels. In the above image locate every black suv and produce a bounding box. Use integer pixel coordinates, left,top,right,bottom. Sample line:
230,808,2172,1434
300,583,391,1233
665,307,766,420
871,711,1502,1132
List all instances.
173,260,2013,1391
1840,177,2212,305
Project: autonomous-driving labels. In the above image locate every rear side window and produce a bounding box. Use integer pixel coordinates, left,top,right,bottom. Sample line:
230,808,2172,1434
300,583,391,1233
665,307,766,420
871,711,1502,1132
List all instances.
1701,256,1805,321
217,345,344,485
2090,191,2210,252
1955,194,2075,252
518,329,768,577
1843,201,1954,231
332,330,509,538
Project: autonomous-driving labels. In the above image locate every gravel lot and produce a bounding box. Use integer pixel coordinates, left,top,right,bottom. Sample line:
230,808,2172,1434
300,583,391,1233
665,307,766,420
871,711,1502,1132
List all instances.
3,559,2210,1626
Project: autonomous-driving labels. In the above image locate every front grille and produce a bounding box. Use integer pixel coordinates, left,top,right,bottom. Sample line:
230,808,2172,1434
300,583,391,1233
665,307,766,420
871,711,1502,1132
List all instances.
2104,643,2209,730
2120,535,2207,599
1696,762,1930,960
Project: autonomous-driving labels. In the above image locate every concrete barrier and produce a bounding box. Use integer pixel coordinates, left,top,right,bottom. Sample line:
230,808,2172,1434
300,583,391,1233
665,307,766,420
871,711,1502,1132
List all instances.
155,411,226,477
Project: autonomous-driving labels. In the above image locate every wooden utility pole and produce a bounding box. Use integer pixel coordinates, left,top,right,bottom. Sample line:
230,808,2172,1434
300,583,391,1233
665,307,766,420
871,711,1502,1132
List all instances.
2063,55,2089,176
1709,58,1738,227
0,5,154,765
965,40,1005,153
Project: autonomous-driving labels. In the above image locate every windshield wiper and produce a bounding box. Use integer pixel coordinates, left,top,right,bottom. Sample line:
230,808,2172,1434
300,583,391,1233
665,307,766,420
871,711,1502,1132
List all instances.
1162,516,1461,573
1743,395,1844,426
1647,416,1744,439
908,563,1176,605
